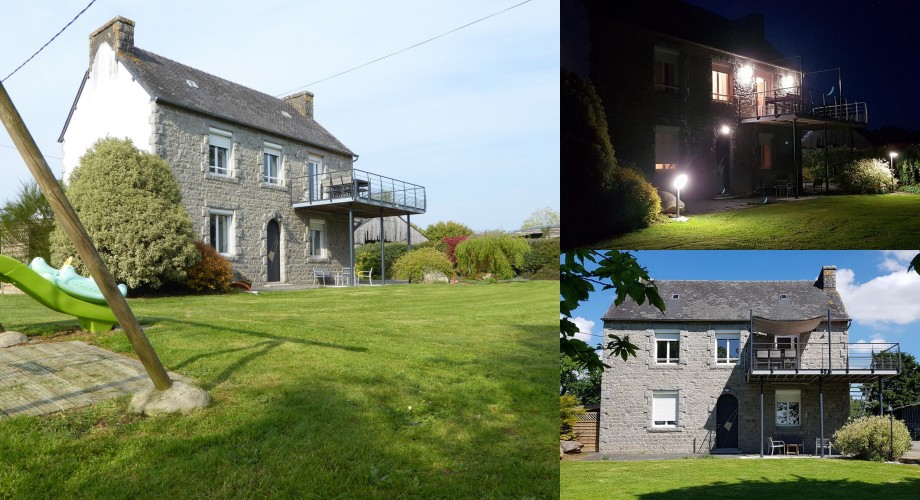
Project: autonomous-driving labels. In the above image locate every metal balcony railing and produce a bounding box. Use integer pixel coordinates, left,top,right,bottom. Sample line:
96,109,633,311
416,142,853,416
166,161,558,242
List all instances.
743,342,900,373
736,86,868,124
291,168,426,213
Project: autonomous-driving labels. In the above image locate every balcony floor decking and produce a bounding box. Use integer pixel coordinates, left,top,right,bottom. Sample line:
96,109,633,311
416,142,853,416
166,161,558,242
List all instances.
747,368,900,384
292,196,425,218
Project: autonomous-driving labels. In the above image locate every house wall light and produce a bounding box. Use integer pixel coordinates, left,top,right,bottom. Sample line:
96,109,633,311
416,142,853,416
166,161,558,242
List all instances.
720,125,731,136
738,65,754,86
781,74,796,89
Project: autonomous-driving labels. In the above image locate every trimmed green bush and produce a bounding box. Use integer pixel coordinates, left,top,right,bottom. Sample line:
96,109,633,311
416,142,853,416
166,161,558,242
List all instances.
184,242,232,293
833,415,912,461
50,138,199,289
392,247,455,283
838,158,897,194
517,238,560,280
354,242,408,279
423,221,474,241
455,233,531,280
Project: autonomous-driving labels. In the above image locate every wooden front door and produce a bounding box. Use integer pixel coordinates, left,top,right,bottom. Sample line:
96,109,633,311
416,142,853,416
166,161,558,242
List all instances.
267,219,281,282
716,394,739,449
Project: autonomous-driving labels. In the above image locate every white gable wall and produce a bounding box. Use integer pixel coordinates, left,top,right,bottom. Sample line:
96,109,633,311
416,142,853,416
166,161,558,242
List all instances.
60,43,152,181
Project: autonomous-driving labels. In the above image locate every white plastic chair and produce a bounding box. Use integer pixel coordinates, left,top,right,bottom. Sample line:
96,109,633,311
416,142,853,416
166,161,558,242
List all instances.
356,267,373,285
768,437,786,455
815,438,833,455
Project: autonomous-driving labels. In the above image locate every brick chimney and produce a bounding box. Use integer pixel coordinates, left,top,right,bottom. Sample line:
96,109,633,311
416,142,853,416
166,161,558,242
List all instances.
283,91,314,118
89,16,135,64
815,266,836,290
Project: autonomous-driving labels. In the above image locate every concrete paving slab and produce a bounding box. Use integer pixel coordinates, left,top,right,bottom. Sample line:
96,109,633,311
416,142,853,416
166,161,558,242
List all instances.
0,341,194,419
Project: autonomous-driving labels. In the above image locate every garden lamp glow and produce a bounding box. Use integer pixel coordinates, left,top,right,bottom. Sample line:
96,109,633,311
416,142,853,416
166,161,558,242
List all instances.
674,174,688,218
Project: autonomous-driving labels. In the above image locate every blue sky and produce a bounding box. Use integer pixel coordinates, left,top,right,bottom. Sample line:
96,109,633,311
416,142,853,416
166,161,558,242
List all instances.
569,251,920,359
0,0,558,232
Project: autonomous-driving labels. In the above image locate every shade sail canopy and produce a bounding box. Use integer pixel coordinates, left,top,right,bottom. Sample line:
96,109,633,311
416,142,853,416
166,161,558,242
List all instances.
752,316,824,336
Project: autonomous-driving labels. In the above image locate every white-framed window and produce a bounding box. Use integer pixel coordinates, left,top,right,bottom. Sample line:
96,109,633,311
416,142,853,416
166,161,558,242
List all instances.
655,332,680,364
263,141,282,185
307,155,325,201
775,389,801,426
209,127,232,176
652,391,679,427
209,209,234,256
712,63,732,102
654,46,679,93
655,126,680,170
309,219,325,258
775,335,799,351
716,332,741,364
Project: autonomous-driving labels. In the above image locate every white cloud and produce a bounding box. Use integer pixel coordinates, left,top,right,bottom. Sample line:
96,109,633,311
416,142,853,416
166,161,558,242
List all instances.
837,265,920,325
878,250,919,272
562,314,596,345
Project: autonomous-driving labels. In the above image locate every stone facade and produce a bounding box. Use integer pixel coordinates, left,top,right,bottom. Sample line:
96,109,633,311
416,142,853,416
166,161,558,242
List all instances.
599,320,851,455
153,103,352,286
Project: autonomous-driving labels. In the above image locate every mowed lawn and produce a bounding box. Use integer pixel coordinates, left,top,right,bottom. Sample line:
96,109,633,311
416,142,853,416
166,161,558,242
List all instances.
561,459,920,499
600,194,920,249
0,282,556,498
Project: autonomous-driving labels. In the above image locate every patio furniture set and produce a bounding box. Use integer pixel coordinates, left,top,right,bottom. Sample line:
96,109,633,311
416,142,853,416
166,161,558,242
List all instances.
313,267,373,286
768,437,834,456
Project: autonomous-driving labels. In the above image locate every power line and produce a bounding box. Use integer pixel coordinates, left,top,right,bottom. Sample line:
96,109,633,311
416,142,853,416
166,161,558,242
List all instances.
2,0,98,82
0,142,61,160
274,0,533,96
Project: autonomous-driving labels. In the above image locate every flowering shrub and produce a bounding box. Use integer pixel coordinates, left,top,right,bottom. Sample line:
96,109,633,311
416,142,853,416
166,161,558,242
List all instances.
392,247,455,283
833,415,911,461
184,241,232,293
838,158,897,194
442,236,467,266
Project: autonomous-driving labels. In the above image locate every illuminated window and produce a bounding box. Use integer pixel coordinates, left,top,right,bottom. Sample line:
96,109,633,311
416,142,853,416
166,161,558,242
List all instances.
654,47,679,93
712,63,732,102
655,126,680,170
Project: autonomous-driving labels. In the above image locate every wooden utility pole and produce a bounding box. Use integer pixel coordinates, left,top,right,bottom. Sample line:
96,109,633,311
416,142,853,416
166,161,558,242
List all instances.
0,80,172,390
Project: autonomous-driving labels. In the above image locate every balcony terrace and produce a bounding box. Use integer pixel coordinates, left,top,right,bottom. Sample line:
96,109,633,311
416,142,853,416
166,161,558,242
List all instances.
291,168,426,219
737,86,868,126
743,341,900,383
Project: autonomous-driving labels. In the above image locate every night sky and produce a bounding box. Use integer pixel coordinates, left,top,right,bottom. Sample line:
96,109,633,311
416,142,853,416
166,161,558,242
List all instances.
683,0,920,131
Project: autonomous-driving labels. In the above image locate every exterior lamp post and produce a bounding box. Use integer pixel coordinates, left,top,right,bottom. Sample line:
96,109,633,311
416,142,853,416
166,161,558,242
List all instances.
890,151,898,174
888,405,894,462
674,174,688,218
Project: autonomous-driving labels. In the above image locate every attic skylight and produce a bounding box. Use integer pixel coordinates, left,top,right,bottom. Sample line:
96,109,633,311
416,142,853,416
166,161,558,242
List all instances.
186,79,198,88
671,294,680,299
780,294,788,300
282,111,292,118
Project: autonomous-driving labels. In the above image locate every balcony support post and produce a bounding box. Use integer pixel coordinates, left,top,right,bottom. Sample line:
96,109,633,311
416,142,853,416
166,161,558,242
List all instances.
819,376,825,458
407,214,412,251
759,376,764,458
380,207,386,286
348,203,354,286
879,376,884,416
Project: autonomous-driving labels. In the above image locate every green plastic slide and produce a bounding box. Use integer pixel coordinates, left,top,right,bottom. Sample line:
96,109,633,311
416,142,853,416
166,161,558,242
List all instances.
0,254,117,333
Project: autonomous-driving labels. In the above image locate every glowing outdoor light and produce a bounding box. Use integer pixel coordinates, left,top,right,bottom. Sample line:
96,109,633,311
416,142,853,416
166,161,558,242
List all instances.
674,174,688,219
720,125,731,136
781,74,795,89
738,65,754,85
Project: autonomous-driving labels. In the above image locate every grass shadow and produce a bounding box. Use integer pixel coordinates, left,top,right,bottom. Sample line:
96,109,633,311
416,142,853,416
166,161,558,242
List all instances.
637,475,920,499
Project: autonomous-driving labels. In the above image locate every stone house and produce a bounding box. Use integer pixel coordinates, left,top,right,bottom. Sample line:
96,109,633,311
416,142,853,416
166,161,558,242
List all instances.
565,0,868,200
599,266,901,455
59,17,425,287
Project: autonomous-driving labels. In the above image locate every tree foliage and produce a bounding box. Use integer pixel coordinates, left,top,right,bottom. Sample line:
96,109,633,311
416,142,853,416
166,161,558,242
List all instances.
391,247,455,283
561,70,659,248
355,242,409,279
860,352,920,415
560,394,584,441
0,181,54,261
423,221,474,241
454,233,531,279
560,353,602,405
50,138,199,289
184,241,233,293
522,206,559,229
561,250,664,371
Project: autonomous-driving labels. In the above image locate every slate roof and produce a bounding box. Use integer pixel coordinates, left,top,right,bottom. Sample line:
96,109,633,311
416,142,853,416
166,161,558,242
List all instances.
72,47,353,156
603,280,849,323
